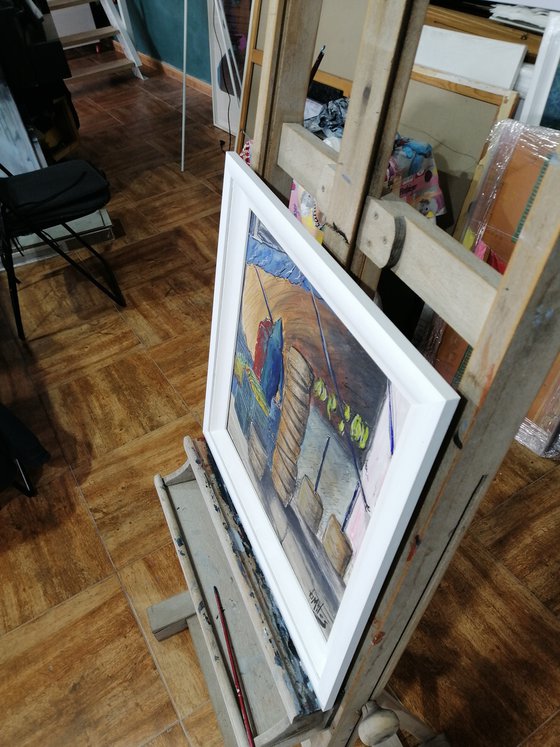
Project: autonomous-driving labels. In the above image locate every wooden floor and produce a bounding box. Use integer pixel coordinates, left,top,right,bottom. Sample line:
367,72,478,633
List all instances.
0,55,559,747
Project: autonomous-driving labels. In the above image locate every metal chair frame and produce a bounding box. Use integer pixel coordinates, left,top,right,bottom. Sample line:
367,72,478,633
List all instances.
0,161,125,340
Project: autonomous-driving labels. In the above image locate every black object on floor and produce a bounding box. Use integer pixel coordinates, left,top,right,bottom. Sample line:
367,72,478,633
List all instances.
0,404,50,497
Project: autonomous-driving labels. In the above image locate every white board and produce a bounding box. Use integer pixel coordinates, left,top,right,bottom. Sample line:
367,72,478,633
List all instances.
519,13,560,124
415,26,527,89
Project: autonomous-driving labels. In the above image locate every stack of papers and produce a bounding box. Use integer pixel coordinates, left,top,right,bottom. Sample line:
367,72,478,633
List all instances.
488,3,553,32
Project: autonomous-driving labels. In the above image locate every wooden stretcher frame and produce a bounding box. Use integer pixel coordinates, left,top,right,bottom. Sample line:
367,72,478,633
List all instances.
233,1,560,745
237,10,519,251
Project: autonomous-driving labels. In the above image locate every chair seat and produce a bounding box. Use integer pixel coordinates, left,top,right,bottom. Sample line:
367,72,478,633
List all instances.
0,158,123,341
0,160,110,234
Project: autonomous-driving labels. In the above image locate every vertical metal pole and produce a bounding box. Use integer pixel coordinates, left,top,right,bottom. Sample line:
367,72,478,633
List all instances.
181,0,188,171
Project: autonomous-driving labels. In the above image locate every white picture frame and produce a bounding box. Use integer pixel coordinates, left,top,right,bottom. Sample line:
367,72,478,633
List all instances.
204,153,460,710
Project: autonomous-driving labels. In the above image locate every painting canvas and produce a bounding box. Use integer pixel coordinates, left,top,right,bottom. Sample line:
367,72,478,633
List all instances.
204,153,459,709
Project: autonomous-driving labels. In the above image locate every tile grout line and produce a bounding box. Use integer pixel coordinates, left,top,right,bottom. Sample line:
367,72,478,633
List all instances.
115,561,206,733
460,535,560,631
476,460,560,524
516,706,560,746
70,464,192,739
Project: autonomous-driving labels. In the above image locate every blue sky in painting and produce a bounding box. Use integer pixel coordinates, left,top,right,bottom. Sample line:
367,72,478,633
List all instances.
246,236,316,294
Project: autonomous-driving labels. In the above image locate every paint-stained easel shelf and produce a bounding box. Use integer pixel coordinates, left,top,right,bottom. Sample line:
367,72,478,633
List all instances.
154,436,324,747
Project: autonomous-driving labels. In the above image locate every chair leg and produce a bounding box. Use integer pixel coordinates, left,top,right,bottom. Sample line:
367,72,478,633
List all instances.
1,237,25,340
13,457,36,497
36,225,126,307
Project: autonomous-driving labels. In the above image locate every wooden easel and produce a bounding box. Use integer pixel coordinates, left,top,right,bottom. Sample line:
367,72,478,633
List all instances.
238,1,560,745
150,2,559,745
151,437,449,746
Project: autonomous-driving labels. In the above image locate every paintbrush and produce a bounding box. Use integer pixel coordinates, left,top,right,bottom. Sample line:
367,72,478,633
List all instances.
308,44,326,92
213,586,256,747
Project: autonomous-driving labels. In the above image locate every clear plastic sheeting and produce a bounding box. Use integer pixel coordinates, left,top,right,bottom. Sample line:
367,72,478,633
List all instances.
430,119,560,458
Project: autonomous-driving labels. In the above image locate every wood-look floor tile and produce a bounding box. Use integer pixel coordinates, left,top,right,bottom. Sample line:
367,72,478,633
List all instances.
109,93,178,128
108,199,159,248
144,723,190,746
112,163,199,204
150,328,212,423
0,576,177,746
75,76,146,110
389,536,560,746
175,213,220,267
183,146,226,179
148,123,223,161
183,702,225,747
0,331,36,404
182,91,214,123
519,710,560,746
75,415,201,568
43,351,187,466
3,251,123,338
474,468,560,616
97,139,170,179
135,183,221,232
103,228,198,291
476,440,558,516
140,76,183,106
0,393,68,495
77,123,134,163
122,272,213,347
73,96,123,133
119,543,210,719
0,471,111,634
23,312,141,390
204,171,225,195
119,111,184,145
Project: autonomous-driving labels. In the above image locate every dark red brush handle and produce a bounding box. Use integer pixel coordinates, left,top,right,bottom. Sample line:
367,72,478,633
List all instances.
213,586,256,747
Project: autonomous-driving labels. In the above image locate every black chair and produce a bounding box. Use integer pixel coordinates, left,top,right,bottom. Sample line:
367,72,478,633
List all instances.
0,159,125,340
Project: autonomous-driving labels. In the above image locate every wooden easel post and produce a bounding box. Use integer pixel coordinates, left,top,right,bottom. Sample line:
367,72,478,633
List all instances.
251,0,323,194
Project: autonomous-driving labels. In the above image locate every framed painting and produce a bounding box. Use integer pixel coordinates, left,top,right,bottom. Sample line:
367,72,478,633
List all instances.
204,153,460,710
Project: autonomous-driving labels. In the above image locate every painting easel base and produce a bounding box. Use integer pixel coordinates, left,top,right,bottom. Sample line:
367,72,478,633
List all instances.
150,435,449,747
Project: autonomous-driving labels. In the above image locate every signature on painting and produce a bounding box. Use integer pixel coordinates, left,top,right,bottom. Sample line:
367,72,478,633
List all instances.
309,588,331,629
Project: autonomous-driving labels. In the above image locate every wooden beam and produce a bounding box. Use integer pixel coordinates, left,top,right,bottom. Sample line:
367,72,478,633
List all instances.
425,5,541,63
278,123,499,345
251,0,323,195
308,143,560,747
357,198,500,347
251,48,353,97
277,123,337,207
320,0,428,267
251,0,287,175
253,55,516,110
236,0,263,153
349,1,429,285
410,65,518,107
